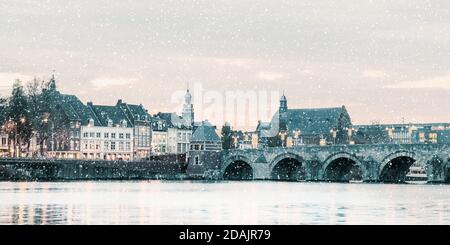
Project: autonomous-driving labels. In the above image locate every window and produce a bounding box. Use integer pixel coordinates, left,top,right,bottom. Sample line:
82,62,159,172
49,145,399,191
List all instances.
119,142,124,151
111,142,116,150
111,133,116,139
96,144,100,150
84,144,88,150
90,132,95,138
126,142,131,151
194,145,199,150
126,133,131,139
194,156,200,165
104,133,109,138
419,133,425,142
104,141,109,150
121,120,127,127
96,132,101,138
83,132,89,138
119,133,124,139
107,119,113,127
429,133,438,143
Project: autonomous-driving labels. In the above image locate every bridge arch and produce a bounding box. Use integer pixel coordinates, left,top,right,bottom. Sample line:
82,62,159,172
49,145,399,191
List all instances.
270,153,305,181
379,151,417,183
322,152,365,182
223,155,254,181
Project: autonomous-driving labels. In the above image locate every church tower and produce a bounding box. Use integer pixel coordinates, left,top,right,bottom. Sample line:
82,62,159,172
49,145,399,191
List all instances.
279,91,288,131
279,91,288,113
182,85,194,127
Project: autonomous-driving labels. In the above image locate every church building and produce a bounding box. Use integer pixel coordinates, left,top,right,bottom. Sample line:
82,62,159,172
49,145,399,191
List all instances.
256,93,353,146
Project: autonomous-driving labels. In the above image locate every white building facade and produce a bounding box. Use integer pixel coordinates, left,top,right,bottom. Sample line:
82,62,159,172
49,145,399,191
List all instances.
80,122,134,160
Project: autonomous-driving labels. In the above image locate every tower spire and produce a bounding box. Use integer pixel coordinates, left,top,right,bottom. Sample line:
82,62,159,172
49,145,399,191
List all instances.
183,84,194,127
49,69,57,90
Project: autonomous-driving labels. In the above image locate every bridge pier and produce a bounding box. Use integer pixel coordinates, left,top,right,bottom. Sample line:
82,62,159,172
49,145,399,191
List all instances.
362,158,379,183
252,163,271,180
426,157,447,183
304,160,321,181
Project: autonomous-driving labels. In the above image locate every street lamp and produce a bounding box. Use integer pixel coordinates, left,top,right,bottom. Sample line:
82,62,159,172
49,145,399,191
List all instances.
345,127,353,144
293,130,302,146
330,128,337,145
232,135,239,149
279,131,287,147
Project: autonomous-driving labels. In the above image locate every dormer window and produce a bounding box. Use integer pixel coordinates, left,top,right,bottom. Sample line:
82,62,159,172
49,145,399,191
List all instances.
88,118,94,127
121,120,127,127
107,119,113,127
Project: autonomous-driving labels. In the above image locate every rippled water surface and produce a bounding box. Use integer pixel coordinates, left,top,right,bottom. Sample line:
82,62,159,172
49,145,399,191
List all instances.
0,181,449,225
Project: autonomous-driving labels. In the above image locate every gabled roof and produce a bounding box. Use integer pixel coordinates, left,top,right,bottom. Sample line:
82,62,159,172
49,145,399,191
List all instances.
116,100,150,123
150,115,168,131
157,112,191,129
89,104,133,128
284,107,350,135
127,104,149,120
191,123,221,142
58,93,101,125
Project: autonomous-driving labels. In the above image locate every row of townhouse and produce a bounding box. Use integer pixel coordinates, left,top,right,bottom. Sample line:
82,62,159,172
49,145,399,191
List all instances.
43,86,196,160
45,93,151,160
0,79,201,159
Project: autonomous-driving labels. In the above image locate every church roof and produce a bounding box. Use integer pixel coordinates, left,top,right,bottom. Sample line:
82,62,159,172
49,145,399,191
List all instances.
191,123,221,142
284,107,350,135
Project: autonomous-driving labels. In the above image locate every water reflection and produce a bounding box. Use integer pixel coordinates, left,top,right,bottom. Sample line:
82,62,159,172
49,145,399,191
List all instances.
0,181,449,225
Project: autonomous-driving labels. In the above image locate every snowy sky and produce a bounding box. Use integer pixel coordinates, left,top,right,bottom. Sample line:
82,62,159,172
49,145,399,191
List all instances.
1,0,450,129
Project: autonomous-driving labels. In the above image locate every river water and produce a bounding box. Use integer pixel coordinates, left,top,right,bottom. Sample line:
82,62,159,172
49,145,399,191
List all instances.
0,181,449,225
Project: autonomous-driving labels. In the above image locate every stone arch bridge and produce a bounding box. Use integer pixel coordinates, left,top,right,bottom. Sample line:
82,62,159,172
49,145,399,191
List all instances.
219,144,450,183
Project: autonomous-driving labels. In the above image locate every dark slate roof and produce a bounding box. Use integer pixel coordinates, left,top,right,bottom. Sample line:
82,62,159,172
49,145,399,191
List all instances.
151,116,168,131
116,100,150,123
157,112,190,129
284,107,349,135
127,104,149,120
191,123,221,142
58,93,102,125
89,105,133,128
